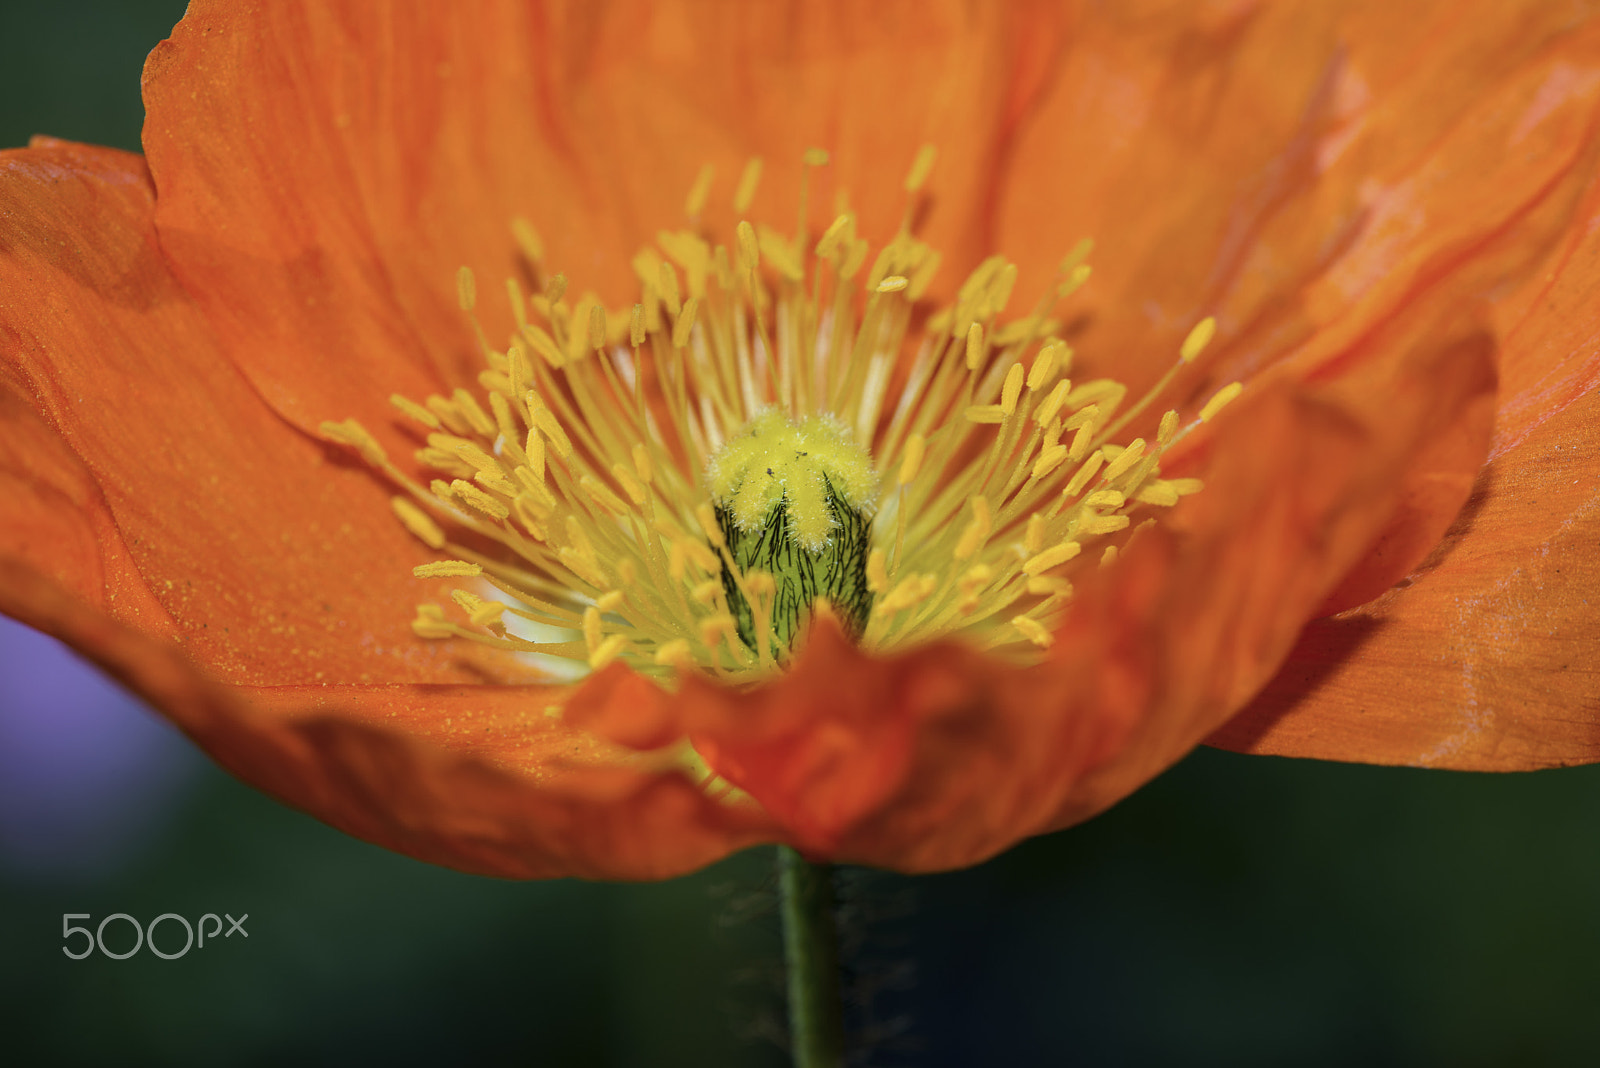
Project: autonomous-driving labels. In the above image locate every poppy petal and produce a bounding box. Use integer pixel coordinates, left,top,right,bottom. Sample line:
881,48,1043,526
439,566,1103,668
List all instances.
992,1,1600,396
0,139,513,687
1210,154,1600,769
140,0,1070,446
0,559,771,879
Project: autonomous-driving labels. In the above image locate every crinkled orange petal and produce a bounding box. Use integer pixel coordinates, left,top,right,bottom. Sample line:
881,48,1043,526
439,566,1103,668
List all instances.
139,0,1068,445
1210,147,1600,769
994,2,1600,388
0,139,770,878
0,140,504,688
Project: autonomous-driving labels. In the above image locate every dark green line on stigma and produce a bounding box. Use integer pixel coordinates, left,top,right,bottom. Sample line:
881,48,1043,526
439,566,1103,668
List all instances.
716,475,873,657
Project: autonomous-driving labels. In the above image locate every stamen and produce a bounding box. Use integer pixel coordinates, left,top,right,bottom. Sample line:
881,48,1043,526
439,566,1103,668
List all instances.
329,148,1229,693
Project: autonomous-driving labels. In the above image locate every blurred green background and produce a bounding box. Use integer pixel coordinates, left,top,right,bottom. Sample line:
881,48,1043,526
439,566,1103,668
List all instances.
3,3,1599,1065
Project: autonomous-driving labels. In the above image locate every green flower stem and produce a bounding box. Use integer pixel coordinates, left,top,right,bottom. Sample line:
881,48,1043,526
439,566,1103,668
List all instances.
778,845,844,1068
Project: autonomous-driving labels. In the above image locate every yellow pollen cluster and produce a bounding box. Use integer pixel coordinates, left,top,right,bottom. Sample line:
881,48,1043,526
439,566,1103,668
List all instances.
323,146,1241,683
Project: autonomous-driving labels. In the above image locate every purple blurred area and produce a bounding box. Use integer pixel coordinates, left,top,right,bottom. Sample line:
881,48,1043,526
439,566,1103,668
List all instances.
0,613,197,879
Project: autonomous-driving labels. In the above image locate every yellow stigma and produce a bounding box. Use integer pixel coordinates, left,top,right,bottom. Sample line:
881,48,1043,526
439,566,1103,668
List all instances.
324,145,1231,685
707,410,877,553
706,410,877,652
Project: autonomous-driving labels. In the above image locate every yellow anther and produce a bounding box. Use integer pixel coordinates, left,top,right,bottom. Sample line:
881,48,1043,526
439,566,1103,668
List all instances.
389,393,441,429
1135,482,1181,507
736,220,760,271
877,574,936,615
987,263,1018,316
412,561,483,578
733,157,763,214
1027,343,1061,392
611,462,647,505
531,407,573,458
578,473,629,515
1067,422,1097,462
954,496,992,560
757,224,804,281
803,147,830,167
866,548,890,593
489,391,518,443
452,389,495,437
1200,381,1244,422
684,163,714,218
1032,444,1069,482
446,438,500,474
816,213,853,261
877,275,909,293
958,563,992,596
692,579,723,606
654,639,692,667
595,590,626,614
1057,263,1092,298
1169,478,1204,496
1063,453,1105,499
1023,540,1081,576
898,433,926,485
629,304,645,348
1024,514,1047,555
511,217,544,263
468,600,506,627
1060,238,1094,274
522,323,564,367
522,427,546,483
1000,363,1025,416
583,605,603,654
1084,489,1126,510
474,469,518,498
1012,615,1054,649
412,605,454,639
391,498,446,549
1065,379,1125,413
1158,410,1180,443
451,479,510,521
699,614,739,649
631,443,653,484
903,144,937,192
965,322,984,371
658,261,682,317
1180,316,1217,363
907,249,942,299
456,265,476,312
1102,439,1146,485
1079,514,1130,536
1034,380,1071,427
587,303,607,352
1026,575,1072,599
672,295,700,349
588,634,628,671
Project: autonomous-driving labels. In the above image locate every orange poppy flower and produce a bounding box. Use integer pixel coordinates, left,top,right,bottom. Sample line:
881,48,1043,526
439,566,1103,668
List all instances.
2,1,1597,881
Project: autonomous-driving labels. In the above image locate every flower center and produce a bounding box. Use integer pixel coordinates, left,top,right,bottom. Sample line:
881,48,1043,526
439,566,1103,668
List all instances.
321,146,1241,686
708,409,878,655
